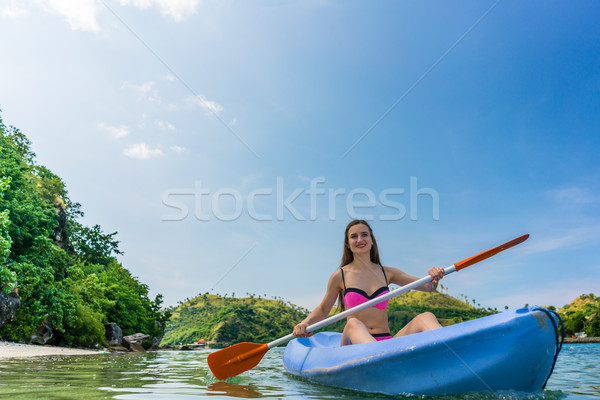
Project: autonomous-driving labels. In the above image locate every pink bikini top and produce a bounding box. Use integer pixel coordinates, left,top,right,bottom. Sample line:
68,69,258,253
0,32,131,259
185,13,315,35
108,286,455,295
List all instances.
341,265,390,310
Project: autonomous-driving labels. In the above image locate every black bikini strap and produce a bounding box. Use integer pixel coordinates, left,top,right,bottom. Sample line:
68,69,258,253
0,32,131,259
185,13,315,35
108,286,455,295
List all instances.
380,265,388,285
340,268,347,291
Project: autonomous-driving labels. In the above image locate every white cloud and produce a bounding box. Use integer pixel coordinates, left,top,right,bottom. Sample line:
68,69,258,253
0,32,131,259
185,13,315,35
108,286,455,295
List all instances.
523,226,600,254
549,187,597,205
98,122,130,138
187,94,224,116
8,0,201,33
170,145,186,153
36,0,102,32
156,120,176,131
121,81,161,103
120,0,201,21
123,143,163,159
1,0,29,17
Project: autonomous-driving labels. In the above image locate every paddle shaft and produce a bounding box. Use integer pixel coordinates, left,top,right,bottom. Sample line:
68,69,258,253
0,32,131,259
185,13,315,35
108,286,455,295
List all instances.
267,265,457,348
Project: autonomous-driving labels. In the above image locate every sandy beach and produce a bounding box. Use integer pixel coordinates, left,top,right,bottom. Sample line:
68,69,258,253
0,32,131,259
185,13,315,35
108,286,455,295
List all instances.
0,341,105,359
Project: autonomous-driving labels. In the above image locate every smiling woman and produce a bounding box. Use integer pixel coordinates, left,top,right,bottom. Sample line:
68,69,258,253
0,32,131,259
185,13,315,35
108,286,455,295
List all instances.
293,219,445,345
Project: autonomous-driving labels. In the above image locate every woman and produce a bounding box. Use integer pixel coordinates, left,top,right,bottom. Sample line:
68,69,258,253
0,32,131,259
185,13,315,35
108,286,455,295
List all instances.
293,220,445,345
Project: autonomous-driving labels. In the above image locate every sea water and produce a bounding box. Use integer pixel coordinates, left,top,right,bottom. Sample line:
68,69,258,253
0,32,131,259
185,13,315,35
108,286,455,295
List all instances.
0,343,597,399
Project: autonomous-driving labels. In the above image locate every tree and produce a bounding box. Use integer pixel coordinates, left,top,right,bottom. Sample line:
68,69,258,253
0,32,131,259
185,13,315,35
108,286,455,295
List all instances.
585,313,600,337
0,176,17,293
68,224,123,265
564,311,585,335
0,114,169,345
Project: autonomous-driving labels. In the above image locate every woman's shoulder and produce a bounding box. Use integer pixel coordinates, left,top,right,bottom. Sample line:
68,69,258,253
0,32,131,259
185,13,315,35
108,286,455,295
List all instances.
381,265,405,276
330,268,343,279
328,268,347,283
382,265,417,286
383,264,407,270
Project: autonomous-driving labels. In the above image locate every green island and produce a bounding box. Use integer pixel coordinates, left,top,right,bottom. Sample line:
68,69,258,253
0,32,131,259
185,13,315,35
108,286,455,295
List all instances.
1,115,598,349
557,293,600,342
163,290,600,347
0,114,170,348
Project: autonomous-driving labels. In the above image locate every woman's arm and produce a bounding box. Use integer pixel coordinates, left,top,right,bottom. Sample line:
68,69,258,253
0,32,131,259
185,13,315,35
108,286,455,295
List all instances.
293,270,342,338
385,266,445,292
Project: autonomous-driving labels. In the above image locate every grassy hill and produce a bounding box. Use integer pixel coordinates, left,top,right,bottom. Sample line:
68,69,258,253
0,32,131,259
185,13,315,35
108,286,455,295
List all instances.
557,293,600,336
162,291,495,347
162,294,308,346
559,294,596,314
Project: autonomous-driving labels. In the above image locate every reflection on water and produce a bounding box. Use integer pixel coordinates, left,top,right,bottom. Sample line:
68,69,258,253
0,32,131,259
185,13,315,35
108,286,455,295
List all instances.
0,344,597,399
207,382,262,398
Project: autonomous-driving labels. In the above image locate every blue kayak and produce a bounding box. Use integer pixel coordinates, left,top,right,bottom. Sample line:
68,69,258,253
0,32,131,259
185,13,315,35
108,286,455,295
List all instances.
282,307,563,396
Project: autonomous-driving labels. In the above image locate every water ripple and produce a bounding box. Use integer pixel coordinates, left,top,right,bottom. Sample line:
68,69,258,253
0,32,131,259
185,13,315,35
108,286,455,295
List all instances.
0,344,597,399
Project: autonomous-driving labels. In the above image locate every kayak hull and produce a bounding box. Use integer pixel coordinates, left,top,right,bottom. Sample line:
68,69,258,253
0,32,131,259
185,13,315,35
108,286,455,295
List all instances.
282,308,560,395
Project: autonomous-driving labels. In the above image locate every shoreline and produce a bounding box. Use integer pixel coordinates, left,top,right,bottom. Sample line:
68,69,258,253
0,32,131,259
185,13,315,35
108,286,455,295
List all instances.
563,337,600,344
0,341,106,359
0,336,597,359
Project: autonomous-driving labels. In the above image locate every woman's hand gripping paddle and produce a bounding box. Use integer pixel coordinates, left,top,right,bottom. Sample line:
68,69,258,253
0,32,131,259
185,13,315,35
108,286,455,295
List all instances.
207,234,529,380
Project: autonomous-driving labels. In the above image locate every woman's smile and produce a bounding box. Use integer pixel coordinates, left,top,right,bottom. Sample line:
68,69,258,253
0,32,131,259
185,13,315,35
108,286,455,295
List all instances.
348,224,372,252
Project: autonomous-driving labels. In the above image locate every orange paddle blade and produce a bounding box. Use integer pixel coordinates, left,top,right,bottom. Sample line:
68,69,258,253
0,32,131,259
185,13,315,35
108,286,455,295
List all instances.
454,234,529,271
207,342,269,380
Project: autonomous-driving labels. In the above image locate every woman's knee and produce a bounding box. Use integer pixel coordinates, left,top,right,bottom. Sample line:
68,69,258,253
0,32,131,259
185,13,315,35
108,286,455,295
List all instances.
341,318,371,345
417,312,441,329
419,312,436,320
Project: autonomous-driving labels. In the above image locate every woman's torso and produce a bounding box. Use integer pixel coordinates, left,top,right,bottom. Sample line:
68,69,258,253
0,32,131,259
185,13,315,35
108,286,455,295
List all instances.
340,264,391,334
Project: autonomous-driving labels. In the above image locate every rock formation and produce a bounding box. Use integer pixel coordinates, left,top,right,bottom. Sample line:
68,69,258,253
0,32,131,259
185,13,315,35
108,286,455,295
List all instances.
30,322,53,344
0,290,20,328
122,333,150,352
104,322,123,346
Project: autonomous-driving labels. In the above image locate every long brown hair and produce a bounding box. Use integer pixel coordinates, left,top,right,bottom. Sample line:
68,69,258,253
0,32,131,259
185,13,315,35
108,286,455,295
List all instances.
336,220,382,311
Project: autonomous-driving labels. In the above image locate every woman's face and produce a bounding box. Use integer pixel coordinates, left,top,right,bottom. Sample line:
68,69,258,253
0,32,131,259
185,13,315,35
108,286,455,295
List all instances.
347,224,372,254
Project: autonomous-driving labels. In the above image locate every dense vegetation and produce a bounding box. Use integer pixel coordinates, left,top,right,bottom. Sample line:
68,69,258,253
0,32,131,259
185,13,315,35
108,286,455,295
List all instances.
163,291,495,347
0,114,169,347
162,294,308,346
558,293,600,337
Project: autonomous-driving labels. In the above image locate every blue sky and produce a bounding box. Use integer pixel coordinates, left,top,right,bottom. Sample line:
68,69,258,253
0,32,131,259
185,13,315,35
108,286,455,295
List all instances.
1,0,598,312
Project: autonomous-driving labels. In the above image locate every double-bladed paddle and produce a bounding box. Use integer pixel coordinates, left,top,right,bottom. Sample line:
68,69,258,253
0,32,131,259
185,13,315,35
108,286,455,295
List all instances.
207,234,529,380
